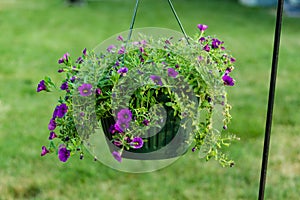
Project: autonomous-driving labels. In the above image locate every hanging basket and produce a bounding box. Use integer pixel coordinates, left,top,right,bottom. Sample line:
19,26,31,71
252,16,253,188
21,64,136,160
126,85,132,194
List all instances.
38,0,238,168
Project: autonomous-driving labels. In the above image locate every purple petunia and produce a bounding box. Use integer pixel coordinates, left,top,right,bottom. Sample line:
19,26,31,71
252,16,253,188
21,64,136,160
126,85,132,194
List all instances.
117,67,128,76
212,38,222,49
53,103,68,118
112,151,122,162
203,44,210,52
199,37,206,43
78,83,93,96
150,75,163,86
58,53,69,64
58,69,64,73
142,119,150,126
230,57,236,63
82,48,87,56
48,118,56,130
222,74,235,86
49,131,57,140
58,145,70,162
37,80,47,92
117,108,132,122
95,88,102,95
130,137,144,149
60,82,68,90
41,146,49,156
107,45,116,53
70,76,76,83
118,46,125,54
115,120,129,132
117,35,124,41
197,24,208,32
76,56,83,64
167,68,179,78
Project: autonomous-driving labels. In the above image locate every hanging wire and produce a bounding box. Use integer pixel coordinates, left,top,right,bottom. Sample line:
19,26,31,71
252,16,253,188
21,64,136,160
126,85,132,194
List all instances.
167,0,190,44
126,0,140,42
125,0,189,43
258,0,284,199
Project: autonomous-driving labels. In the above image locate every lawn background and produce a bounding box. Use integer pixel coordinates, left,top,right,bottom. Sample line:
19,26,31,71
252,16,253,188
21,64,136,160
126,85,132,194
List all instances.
0,0,299,199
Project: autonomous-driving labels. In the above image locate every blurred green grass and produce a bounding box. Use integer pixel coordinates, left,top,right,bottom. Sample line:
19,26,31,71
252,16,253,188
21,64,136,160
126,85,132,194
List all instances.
0,0,300,199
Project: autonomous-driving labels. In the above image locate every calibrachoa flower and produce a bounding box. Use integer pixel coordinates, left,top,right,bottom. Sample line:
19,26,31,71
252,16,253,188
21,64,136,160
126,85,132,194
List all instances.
117,67,128,76
118,46,125,54
58,53,69,64
142,119,150,126
41,146,49,156
117,35,124,41
115,120,129,132
167,68,179,78
55,103,68,118
60,82,68,90
150,75,163,86
222,74,235,86
37,80,47,92
78,83,93,96
48,118,56,130
49,131,57,140
197,24,208,32
58,145,70,162
107,45,116,53
112,151,122,162
130,137,144,149
117,108,132,122
83,48,87,56
212,38,222,49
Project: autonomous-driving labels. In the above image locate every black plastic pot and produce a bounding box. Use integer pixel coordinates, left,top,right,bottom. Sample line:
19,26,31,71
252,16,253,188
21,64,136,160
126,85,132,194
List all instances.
101,92,188,160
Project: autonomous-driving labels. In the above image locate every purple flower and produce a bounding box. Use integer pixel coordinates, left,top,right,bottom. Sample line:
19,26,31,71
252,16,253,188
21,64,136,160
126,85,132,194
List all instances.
82,48,87,56
41,146,49,156
117,35,124,41
203,44,210,52
118,46,125,54
198,56,203,61
130,137,144,149
192,147,196,152
140,40,147,46
113,140,122,146
60,82,68,90
112,151,122,162
117,67,128,76
107,45,116,53
78,83,93,96
199,37,206,43
115,120,129,132
197,24,208,32
58,145,70,162
95,88,102,95
230,57,236,63
142,119,150,126
212,38,222,49
76,56,83,64
139,47,145,53
117,108,132,122
109,124,117,134
37,80,47,92
56,103,68,118
167,68,179,78
58,69,64,73
70,76,76,83
222,75,235,86
150,75,163,86
58,53,69,64
48,118,56,130
49,131,57,140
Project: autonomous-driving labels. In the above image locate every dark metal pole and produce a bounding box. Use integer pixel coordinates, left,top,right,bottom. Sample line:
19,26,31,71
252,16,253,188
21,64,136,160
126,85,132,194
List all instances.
258,0,284,199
